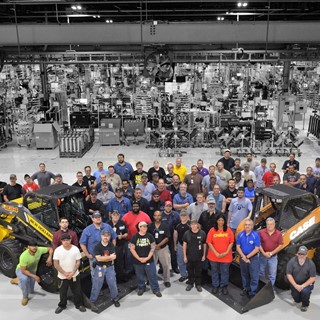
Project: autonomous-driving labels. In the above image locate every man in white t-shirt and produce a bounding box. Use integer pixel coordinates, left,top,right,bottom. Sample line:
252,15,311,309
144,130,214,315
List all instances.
53,233,86,314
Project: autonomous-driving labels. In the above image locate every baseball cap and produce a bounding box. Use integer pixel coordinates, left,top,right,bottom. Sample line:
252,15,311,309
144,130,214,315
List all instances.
115,187,122,192
90,189,98,195
28,240,38,246
92,211,101,218
243,163,250,168
141,173,148,178
165,200,172,206
60,233,71,241
101,229,111,236
180,209,189,216
224,149,231,153
55,173,62,178
138,221,148,228
233,170,242,176
261,158,267,163
297,246,308,255
207,198,216,204
112,210,120,215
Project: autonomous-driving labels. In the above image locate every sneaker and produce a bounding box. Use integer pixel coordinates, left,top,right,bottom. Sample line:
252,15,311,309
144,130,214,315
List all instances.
178,276,188,282
240,289,249,296
90,304,99,312
153,291,162,298
186,284,193,291
55,306,66,314
196,285,202,292
222,287,229,295
113,300,120,308
77,305,86,312
137,289,145,296
164,282,171,288
301,306,308,312
172,268,180,274
21,298,29,306
211,287,218,294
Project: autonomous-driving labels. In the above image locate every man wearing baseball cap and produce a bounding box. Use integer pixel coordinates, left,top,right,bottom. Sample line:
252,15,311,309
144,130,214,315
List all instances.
286,246,316,312
3,173,25,202
216,149,235,172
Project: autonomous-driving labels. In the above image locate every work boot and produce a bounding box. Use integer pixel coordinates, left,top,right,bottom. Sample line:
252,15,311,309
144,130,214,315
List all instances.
10,278,19,285
21,298,29,306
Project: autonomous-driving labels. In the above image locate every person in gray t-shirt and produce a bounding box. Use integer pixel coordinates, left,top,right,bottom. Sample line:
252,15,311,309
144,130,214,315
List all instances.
31,163,55,188
228,187,252,232
286,246,316,312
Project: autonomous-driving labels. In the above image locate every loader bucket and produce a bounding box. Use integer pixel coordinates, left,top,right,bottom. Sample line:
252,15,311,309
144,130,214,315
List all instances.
204,263,275,314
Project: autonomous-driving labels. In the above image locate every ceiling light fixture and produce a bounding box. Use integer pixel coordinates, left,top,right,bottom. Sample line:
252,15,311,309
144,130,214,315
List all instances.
237,2,248,7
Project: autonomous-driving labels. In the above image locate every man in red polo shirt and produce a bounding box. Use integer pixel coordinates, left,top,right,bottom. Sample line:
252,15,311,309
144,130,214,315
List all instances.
259,217,283,286
262,163,281,187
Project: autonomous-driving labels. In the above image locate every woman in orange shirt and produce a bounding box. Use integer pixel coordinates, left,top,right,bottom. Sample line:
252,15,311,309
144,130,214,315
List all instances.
206,214,234,295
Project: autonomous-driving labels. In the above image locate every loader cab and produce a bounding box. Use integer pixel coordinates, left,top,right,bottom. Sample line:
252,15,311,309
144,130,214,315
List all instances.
251,184,318,232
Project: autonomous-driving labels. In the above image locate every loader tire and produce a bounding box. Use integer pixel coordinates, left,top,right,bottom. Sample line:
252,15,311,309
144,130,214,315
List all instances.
312,248,320,273
0,239,24,278
275,252,294,290
37,254,59,293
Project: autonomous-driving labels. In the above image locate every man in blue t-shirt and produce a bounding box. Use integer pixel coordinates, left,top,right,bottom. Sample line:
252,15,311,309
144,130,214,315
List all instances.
236,218,260,297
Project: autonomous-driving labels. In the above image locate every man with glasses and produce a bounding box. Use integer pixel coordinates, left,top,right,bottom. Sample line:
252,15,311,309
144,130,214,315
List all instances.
3,174,25,202
236,218,260,298
286,246,316,312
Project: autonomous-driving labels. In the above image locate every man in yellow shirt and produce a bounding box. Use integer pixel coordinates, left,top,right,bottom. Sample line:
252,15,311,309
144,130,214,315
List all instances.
174,158,187,182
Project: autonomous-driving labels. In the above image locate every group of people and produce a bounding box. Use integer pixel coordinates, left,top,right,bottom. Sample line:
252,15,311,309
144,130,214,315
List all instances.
10,152,320,313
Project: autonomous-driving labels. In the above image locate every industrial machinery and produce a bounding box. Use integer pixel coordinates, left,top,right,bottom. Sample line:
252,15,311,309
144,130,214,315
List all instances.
207,184,320,314
249,184,320,288
0,185,90,293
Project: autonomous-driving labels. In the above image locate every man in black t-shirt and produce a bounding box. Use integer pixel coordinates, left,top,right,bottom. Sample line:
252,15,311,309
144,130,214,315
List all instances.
148,211,171,287
3,174,25,202
83,165,97,190
148,190,165,219
217,149,235,172
222,179,238,212
84,190,107,220
130,221,162,297
107,210,128,282
89,230,120,308
174,210,190,282
183,219,206,292
0,179,7,202
130,161,148,189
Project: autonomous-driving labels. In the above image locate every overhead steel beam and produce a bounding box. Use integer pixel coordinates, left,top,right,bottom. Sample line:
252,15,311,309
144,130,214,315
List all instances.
0,21,320,46
3,50,320,65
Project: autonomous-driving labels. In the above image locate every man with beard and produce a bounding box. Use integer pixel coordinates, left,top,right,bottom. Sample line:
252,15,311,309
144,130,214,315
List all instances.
114,153,134,181
132,187,150,216
107,187,132,218
130,161,147,188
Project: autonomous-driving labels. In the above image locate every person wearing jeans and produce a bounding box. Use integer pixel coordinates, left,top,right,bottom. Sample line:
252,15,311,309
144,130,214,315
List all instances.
130,221,162,297
259,217,283,286
236,218,260,297
90,230,120,308
16,240,53,306
286,245,316,312
173,209,190,282
206,214,234,295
